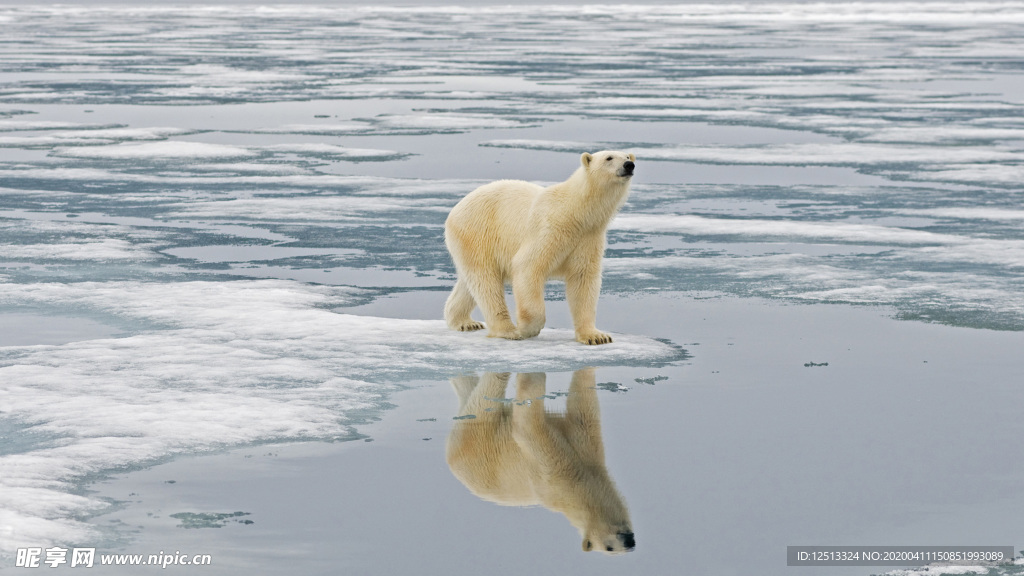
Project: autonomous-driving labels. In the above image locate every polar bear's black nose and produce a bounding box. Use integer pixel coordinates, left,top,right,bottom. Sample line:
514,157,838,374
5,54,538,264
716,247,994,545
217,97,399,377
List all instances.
619,531,636,550
623,161,635,174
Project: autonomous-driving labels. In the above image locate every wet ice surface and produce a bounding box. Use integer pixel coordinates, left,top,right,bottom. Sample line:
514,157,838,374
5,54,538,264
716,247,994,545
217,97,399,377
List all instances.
1,3,1023,573
86,294,1024,576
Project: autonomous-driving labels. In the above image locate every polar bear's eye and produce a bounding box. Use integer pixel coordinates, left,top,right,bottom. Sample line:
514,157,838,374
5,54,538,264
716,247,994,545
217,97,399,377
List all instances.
606,156,613,161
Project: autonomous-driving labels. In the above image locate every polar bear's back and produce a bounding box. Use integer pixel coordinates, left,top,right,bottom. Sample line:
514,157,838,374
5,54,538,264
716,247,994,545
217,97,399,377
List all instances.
445,179,544,275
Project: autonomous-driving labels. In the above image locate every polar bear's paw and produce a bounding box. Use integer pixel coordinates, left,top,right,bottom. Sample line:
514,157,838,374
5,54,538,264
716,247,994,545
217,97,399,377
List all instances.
515,325,544,340
486,321,522,340
577,330,613,346
455,321,485,332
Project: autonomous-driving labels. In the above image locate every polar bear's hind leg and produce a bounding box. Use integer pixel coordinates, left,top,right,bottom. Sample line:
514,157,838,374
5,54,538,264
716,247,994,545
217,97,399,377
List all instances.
463,270,520,339
444,278,485,332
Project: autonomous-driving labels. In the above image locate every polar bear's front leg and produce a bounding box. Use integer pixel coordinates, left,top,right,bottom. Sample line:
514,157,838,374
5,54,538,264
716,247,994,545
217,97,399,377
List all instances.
512,372,551,442
566,261,612,345
565,368,605,462
512,262,548,340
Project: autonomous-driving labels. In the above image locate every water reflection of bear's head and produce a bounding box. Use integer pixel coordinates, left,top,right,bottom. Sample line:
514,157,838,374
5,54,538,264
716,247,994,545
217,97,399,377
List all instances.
446,369,635,555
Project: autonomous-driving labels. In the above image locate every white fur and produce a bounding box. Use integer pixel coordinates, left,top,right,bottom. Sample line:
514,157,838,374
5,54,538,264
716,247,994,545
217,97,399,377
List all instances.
444,150,635,344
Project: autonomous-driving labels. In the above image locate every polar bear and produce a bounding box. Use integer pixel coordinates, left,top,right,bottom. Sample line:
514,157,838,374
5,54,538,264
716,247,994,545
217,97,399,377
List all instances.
444,151,635,344
446,369,636,554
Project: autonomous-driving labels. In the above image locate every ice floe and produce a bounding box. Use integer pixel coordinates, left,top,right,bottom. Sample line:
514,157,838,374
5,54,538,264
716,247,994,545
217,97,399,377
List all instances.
51,141,256,160
482,139,1024,187
0,279,683,549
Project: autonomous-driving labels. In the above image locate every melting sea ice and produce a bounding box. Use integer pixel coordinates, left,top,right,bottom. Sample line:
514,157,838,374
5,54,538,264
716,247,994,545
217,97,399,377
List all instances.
0,2,1023,569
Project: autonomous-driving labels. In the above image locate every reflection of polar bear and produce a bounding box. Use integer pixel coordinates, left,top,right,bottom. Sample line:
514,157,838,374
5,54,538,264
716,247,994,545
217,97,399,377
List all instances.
444,151,636,344
446,368,636,554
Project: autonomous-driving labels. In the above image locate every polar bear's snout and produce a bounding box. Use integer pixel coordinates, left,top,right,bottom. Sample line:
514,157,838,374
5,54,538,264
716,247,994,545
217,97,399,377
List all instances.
618,160,635,178
587,529,637,555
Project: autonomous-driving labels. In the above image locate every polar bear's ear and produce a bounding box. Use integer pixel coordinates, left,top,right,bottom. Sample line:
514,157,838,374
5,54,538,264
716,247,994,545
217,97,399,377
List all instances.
581,152,593,168
583,539,593,552
628,153,636,162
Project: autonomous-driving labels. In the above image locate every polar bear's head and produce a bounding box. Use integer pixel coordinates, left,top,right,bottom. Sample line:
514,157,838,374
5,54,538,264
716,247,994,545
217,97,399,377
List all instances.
581,150,636,182
578,486,636,555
